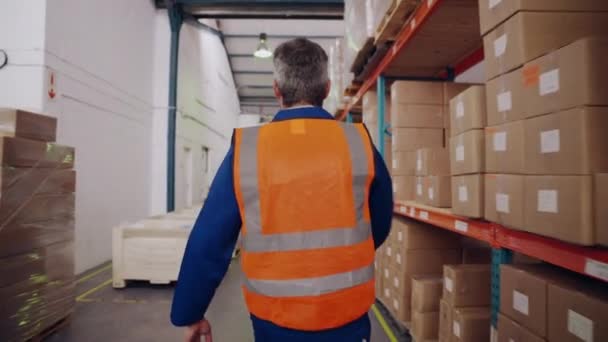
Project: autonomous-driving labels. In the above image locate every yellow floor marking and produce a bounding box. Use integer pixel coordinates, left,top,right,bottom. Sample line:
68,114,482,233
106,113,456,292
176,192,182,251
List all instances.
371,304,398,342
76,263,112,284
76,278,112,302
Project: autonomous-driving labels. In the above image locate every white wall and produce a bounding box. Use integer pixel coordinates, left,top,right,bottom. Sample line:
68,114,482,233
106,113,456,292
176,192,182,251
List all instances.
0,1,240,273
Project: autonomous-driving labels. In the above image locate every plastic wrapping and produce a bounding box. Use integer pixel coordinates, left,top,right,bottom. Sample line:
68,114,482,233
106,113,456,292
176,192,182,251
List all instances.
0,110,76,341
325,38,348,115
344,0,375,71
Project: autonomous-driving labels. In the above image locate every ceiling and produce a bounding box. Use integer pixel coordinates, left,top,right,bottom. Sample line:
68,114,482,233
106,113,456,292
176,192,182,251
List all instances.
218,19,344,117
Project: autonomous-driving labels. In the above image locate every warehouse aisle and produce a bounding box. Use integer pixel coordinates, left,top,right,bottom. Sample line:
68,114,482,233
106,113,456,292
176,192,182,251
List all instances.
47,262,392,342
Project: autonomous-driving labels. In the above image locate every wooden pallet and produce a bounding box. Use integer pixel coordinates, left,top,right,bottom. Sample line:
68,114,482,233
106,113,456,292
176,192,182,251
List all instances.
349,37,375,74
344,82,362,97
375,0,419,44
28,314,72,342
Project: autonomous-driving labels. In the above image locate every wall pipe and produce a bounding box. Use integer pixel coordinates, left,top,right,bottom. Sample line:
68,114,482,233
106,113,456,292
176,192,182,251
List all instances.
167,1,183,212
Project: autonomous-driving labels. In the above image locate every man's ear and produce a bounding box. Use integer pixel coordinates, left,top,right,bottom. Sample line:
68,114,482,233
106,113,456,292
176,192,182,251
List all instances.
324,80,331,100
273,80,282,106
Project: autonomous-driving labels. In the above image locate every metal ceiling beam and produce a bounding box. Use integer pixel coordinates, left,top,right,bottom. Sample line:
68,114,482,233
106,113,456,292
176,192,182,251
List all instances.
234,70,273,75
224,34,341,40
156,0,343,19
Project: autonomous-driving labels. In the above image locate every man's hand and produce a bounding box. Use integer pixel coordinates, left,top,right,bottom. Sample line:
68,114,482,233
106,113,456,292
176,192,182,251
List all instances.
185,319,212,342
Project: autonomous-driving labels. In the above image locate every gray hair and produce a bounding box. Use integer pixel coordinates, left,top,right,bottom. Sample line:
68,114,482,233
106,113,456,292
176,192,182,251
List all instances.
273,38,329,107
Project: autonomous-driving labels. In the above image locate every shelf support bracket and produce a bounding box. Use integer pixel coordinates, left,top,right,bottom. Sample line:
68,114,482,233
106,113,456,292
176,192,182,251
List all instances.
166,0,183,212
491,248,513,329
346,112,353,123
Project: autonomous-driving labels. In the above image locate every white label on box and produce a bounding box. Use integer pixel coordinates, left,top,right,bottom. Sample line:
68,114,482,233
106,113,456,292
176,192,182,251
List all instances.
398,231,403,242
489,0,501,9
396,253,402,265
445,277,454,292
416,183,423,196
497,91,512,112
538,190,558,213
493,131,507,152
419,211,429,220
453,321,461,337
494,34,507,57
458,185,468,202
456,101,465,118
455,220,468,232
456,144,465,162
385,288,390,297
410,207,416,216
416,157,422,171
384,269,389,279
393,182,397,194
539,69,560,96
399,206,407,214
393,299,399,310
568,310,594,342
428,187,434,200
394,277,399,288
513,291,529,316
584,259,608,282
540,129,560,153
392,159,397,169
496,193,510,213
387,247,392,256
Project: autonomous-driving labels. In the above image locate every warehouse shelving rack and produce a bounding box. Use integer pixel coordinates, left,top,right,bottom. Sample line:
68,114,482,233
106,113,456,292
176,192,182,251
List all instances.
340,0,608,337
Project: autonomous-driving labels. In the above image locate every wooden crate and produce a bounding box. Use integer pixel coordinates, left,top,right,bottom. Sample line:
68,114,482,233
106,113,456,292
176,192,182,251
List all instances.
112,218,194,288
375,0,419,44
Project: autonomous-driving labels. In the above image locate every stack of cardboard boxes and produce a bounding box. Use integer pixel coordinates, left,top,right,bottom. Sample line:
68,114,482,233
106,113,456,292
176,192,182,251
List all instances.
0,109,76,341
362,89,392,169
480,0,608,245
498,263,608,342
449,85,487,218
378,217,461,325
410,276,443,341
415,147,451,208
391,81,468,204
439,264,492,342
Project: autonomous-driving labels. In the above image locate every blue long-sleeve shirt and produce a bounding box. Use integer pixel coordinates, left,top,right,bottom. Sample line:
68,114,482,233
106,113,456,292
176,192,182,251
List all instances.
171,106,394,339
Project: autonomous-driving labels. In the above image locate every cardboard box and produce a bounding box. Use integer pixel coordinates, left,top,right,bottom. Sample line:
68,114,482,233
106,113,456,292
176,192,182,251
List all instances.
392,151,417,176
523,107,608,175
485,68,526,126
0,138,74,169
363,91,391,125
451,174,484,218
451,307,491,342
524,175,596,245
424,175,452,208
449,86,487,137
411,311,439,341
391,81,444,105
500,263,582,338
0,109,57,142
485,120,525,174
462,248,492,264
415,176,425,203
548,277,608,342
484,174,525,230
450,130,485,175
394,249,462,277
391,103,445,128
497,313,545,342
393,175,415,202
444,83,471,106
439,299,453,342
416,147,450,176
393,128,444,152
412,276,443,313
596,174,608,246
483,11,608,81
391,217,462,251
443,264,491,308
478,0,608,36
522,37,608,118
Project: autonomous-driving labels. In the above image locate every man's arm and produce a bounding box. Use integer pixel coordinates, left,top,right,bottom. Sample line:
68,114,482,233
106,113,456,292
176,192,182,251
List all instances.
171,146,241,327
369,147,394,249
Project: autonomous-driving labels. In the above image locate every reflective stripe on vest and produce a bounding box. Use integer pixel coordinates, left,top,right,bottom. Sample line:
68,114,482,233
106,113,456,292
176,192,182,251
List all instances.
237,121,374,297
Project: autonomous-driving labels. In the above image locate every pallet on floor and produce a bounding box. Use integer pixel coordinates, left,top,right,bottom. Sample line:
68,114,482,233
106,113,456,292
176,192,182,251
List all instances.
375,0,419,44
28,314,72,342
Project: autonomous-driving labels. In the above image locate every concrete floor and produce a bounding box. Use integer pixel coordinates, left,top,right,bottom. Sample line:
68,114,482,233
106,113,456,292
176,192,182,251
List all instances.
47,261,396,342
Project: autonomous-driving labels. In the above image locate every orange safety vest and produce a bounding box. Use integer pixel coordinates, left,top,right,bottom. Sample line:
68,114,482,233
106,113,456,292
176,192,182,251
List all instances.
233,119,376,331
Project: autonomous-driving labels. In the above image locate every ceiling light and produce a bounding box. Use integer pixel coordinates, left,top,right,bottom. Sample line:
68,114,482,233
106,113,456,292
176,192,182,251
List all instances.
253,33,272,59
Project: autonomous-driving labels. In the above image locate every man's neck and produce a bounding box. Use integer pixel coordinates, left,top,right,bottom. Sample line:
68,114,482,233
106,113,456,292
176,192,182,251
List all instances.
281,102,315,110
